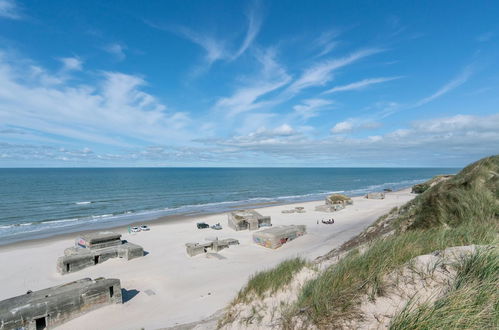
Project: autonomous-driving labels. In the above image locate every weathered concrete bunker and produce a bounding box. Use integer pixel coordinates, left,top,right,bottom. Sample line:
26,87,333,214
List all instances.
365,192,386,199
0,278,122,330
281,206,306,214
315,193,353,212
57,231,143,274
253,225,306,249
228,210,271,231
186,238,239,257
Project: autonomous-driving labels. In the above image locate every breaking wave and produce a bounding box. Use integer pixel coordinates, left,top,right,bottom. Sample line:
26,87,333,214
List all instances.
0,177,428,245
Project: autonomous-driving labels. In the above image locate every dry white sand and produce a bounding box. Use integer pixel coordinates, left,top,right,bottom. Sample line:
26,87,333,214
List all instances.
0,189,414,330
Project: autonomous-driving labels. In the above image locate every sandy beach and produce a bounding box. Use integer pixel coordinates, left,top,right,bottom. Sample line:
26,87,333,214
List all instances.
0,189,414,330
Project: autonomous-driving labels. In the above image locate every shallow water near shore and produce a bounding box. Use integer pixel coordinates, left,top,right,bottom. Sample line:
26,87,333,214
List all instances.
0,167,456,244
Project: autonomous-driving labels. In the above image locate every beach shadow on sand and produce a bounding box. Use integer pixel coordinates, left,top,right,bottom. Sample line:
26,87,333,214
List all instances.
121,288,140,303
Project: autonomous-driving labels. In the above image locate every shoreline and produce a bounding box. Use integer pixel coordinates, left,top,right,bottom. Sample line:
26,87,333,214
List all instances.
0,189,406,250
0,186,413,248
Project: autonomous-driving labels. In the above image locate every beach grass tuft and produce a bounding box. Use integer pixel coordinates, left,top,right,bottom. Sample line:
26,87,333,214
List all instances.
390,247,499,329
235,257,307,304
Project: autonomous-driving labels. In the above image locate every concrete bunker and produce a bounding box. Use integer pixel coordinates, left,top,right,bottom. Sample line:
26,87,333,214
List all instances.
253,225,306,249
57,231,144,274
0,278,122,330
365,192,386,199
315,193,353,212
227,210,271,231
281,206,306,214
186,238,239,257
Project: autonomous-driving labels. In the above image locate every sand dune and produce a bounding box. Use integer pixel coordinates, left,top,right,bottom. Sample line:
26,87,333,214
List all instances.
0,189,414,330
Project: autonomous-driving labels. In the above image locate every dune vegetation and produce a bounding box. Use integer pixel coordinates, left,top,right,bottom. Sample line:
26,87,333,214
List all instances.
221,155,499,329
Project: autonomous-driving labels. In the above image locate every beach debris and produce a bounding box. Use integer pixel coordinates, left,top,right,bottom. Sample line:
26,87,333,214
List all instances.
228,209,272,231
185,238,239,257
315,194,353,212
56,231,144,274
0,278,122,330
253,225,306,249
197,222,210,229
281,206,306,214
365,192,386,199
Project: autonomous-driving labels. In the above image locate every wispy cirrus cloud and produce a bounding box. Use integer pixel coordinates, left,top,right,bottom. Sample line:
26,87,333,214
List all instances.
313,30,340,57
104,43,127,61
323,76,401,94
176,26,227,65
0,0,21,19
413,66,473,107
214,47,384,119
232,1,263,59
59,57,83,71
286,48,384,95
293,98,334,119
215,48,291,117
0,50,192,147
153,0,262,71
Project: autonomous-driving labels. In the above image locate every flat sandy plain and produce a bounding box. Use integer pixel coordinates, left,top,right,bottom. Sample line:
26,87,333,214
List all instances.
0,189,414,329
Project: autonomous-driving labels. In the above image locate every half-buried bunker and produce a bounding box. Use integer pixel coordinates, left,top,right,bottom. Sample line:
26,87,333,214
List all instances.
0,278,122,330
57,231,143,274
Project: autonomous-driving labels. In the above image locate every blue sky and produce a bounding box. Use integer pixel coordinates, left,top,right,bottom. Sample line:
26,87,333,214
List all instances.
0,0,498,167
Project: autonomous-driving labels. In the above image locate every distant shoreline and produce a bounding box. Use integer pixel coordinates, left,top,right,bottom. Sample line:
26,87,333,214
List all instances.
1,168,457,246
0,185,412,249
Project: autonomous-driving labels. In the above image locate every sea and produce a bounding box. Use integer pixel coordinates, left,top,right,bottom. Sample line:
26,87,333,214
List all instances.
0,167,458,245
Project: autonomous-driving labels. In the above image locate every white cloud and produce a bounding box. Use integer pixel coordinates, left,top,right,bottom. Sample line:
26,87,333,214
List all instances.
271,124,295,136
215,48,291,116
314,30,340,57
3,114,498,167
59,57,83,71
331,121,353,134
286,48,383,94
104,43,126,61
163,2,262,70
411,114,499,133
177,27,227,65
331,119,381,134
0,0,20,19
194,113,499,166
293,98,334,119
323,76,401,94
413,67,472,107
232,2,262,59
0,51,192,147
